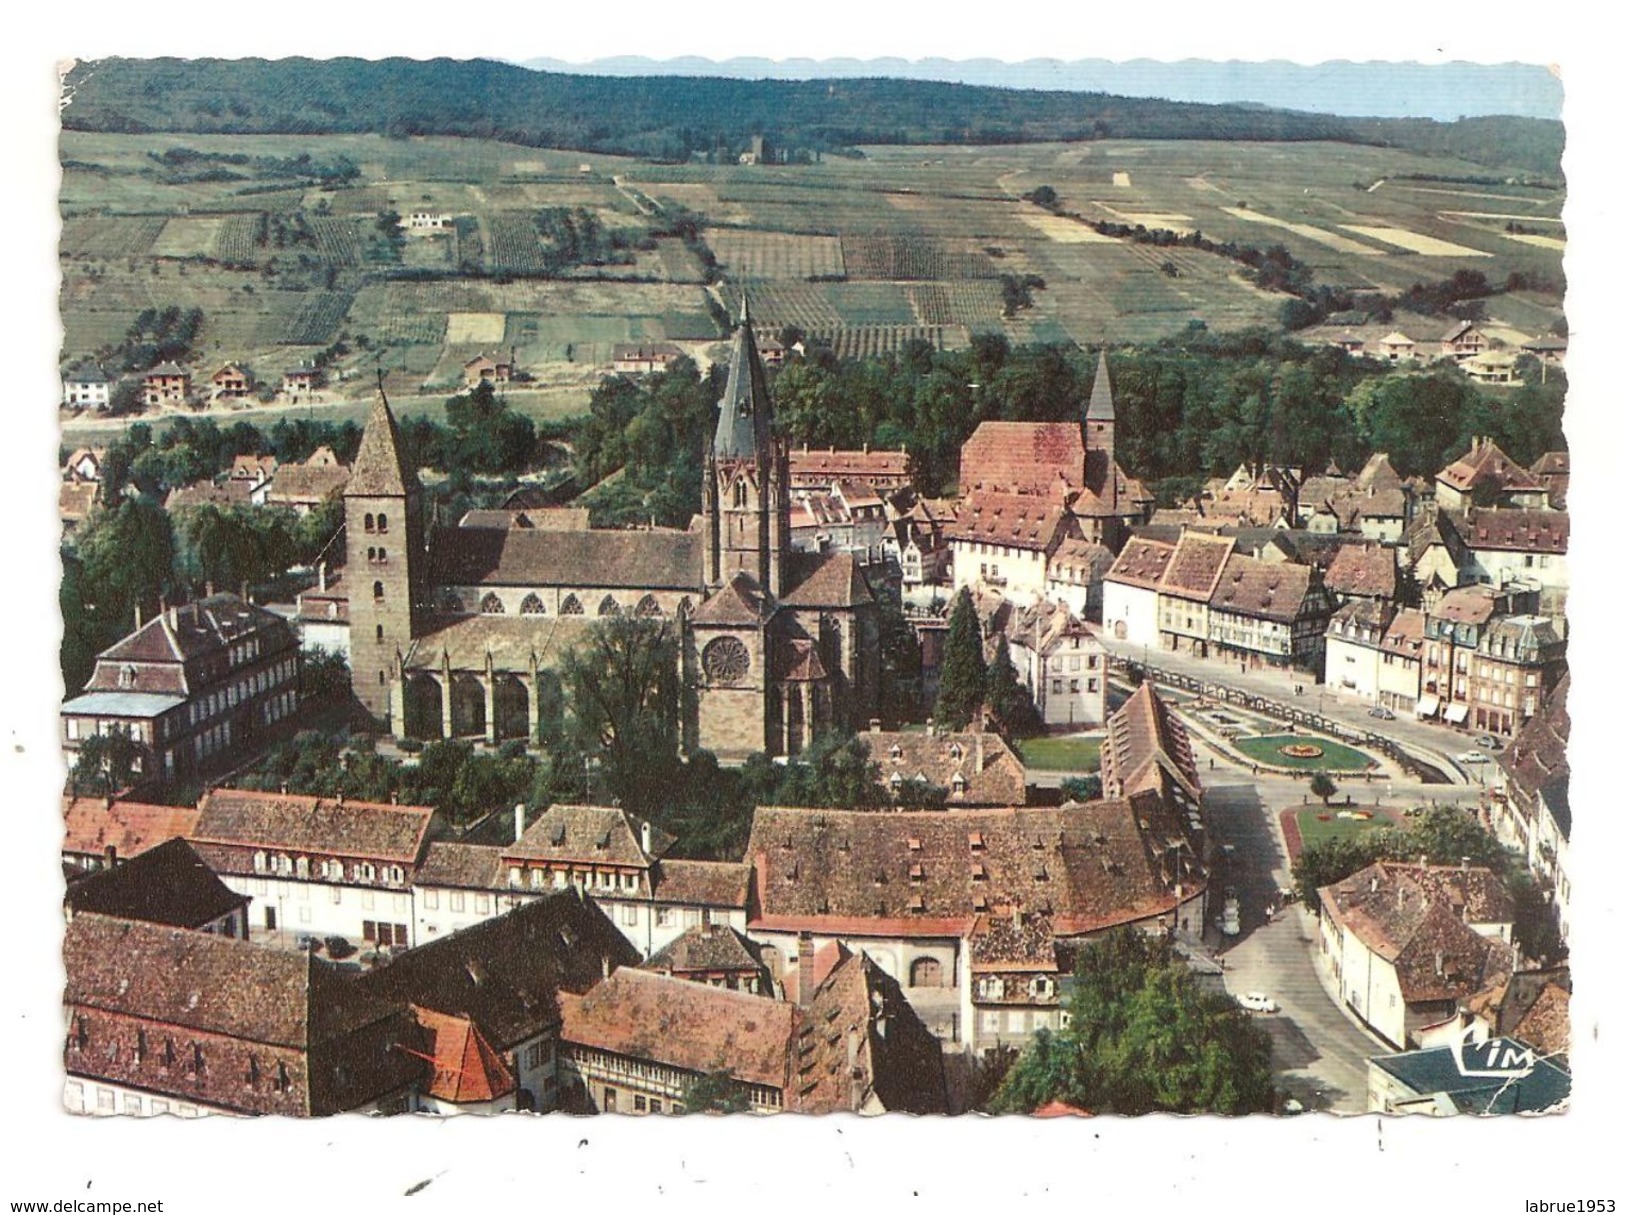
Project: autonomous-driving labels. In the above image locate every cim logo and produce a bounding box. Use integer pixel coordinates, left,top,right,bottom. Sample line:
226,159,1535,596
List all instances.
1447,1028,1538,1079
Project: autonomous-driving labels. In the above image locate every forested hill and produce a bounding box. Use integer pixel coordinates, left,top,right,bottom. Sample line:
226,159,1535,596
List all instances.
59,57,1563,176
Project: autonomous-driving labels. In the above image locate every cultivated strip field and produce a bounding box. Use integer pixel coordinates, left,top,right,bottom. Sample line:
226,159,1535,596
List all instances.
1220,208,1388,255
1338,225,1492,257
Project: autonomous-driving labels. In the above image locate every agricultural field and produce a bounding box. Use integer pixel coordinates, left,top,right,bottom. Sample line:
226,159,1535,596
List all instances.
59,128,1565,427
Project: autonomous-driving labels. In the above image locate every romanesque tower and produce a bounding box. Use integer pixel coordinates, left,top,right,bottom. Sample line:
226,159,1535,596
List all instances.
344,388,425,724
702,299,791,598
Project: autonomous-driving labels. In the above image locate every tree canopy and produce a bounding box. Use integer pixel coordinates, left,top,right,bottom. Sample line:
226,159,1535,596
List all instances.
935,589,987,730
989,928,1275,1115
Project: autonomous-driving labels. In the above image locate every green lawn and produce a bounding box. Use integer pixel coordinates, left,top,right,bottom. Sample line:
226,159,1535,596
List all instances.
1233,733,1375,772
1017,736,1102,773
1294,805,1402,851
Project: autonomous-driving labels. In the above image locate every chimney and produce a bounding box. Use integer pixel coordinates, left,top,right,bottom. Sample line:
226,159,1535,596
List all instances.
601,954,611,981
514,802,526,845
701,905,712,930
640,819,652,857
796,934,815,1007
869,718,881,734
1011,903,1023,930
205,580,215,599
1434,950,1444,977
318,562,328,593
167,604,178,630
975,732,985,774
104,844,117,870
134,603,143,630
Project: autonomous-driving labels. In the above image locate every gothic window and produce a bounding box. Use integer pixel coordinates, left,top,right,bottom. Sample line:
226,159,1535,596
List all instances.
561,594,584,616
701,636,750,684
367,546,376,562
634,594,662,618
373,581,384,601
520,594,545,616
733,478,748,508
598,596,621,617
364,513,375,533
377,513,389,533
480,593,506,615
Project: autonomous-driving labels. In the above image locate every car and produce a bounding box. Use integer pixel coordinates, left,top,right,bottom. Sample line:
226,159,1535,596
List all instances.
1280,1097,1306,1116
1367,706,1396,721
1220,895,1241,937
1458,750,1492,765
1236,992,1278,1014
1474,734,1505,751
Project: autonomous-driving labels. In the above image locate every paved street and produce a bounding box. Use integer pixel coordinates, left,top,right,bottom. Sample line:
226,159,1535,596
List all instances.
1099,636,1499,789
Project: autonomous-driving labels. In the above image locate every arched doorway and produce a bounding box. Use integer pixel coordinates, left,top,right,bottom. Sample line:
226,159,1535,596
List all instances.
450,673,486,738
909,956,943,988
402,673,443,740
493,674,530,741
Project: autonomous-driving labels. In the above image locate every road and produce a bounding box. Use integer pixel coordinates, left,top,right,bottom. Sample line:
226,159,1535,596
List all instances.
1099,636,1496,787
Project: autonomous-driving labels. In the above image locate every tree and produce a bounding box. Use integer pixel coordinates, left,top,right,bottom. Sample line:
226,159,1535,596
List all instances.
559,615,684,817
679,1070,752,1115
72,730,143,796
934,589,986,730
988,928,1274,1115
1309,771,1338,807
985,636,1041,738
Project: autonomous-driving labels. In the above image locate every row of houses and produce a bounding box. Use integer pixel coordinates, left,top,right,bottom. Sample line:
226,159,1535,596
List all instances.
1323,582,1567,734
62,681,1204,1071
61,362,325,411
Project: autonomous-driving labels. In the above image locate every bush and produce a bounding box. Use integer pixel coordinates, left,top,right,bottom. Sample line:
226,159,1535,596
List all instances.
397,737,424,754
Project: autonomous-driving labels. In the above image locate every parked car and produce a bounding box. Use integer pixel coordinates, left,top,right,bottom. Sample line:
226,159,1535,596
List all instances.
1281,1097,1306,1115
1368,706,1396,721
1458,750,1492,765
1237,992,1278,1014
1474,734,1504,751
1221,895,1241,937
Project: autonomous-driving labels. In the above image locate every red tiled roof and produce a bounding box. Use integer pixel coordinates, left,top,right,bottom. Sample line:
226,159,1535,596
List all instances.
1325,543,1398,599
1159,533,1235,600
1459,509,1568,554
946,490,1072,552
411,1007,517,1105
1207,553,1319,623
62,796,202,861
191,788,434,865
959,421,1084,495
781,550,873,608
1105,538,1176,590
558,968,797,1090
1436,438,1542,495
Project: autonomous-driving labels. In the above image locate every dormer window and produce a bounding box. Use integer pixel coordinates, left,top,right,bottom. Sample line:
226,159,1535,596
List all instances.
971,862,987,881
907,837,922,852
119,665,137,688
968,832,984,851
909,863,924,882
889,744,902,761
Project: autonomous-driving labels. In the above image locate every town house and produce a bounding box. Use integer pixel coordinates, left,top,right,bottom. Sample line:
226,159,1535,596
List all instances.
61,594,302,788
1101,536,1175,648
1376,608,1426,716
211,363,253,400
1325,600,1395,703
63,913,424,1118
1453,508,1569,614
186,787,437,947
1491,675,1570,940
556,946,947,1115
1317,861,1516,1050
643,922,775,995
1154,532,1235,658
62,363,112,409
1205,551,1335,674
357,892,640,1114
1434,438,1549,512
65,838,250,939
61,794,202,876
864,725,1029,807
1003,599,1108,728
789,445,914,494
1467,614,1566,737
411,803,752,957
1044,536,1116,620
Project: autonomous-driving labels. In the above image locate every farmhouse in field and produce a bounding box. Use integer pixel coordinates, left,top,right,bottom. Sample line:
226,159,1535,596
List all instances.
281,364,322,396
350,305,880,763
211,363,253,400
611,342,683,376
1438,320,1488,362
463,352,515,389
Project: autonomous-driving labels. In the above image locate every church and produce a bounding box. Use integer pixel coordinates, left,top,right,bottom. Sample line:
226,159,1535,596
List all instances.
345,307,879,762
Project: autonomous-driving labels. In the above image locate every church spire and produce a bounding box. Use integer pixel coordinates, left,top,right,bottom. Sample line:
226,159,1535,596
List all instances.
349,386,419,496
713,295,773,460
1086,349,1115,423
